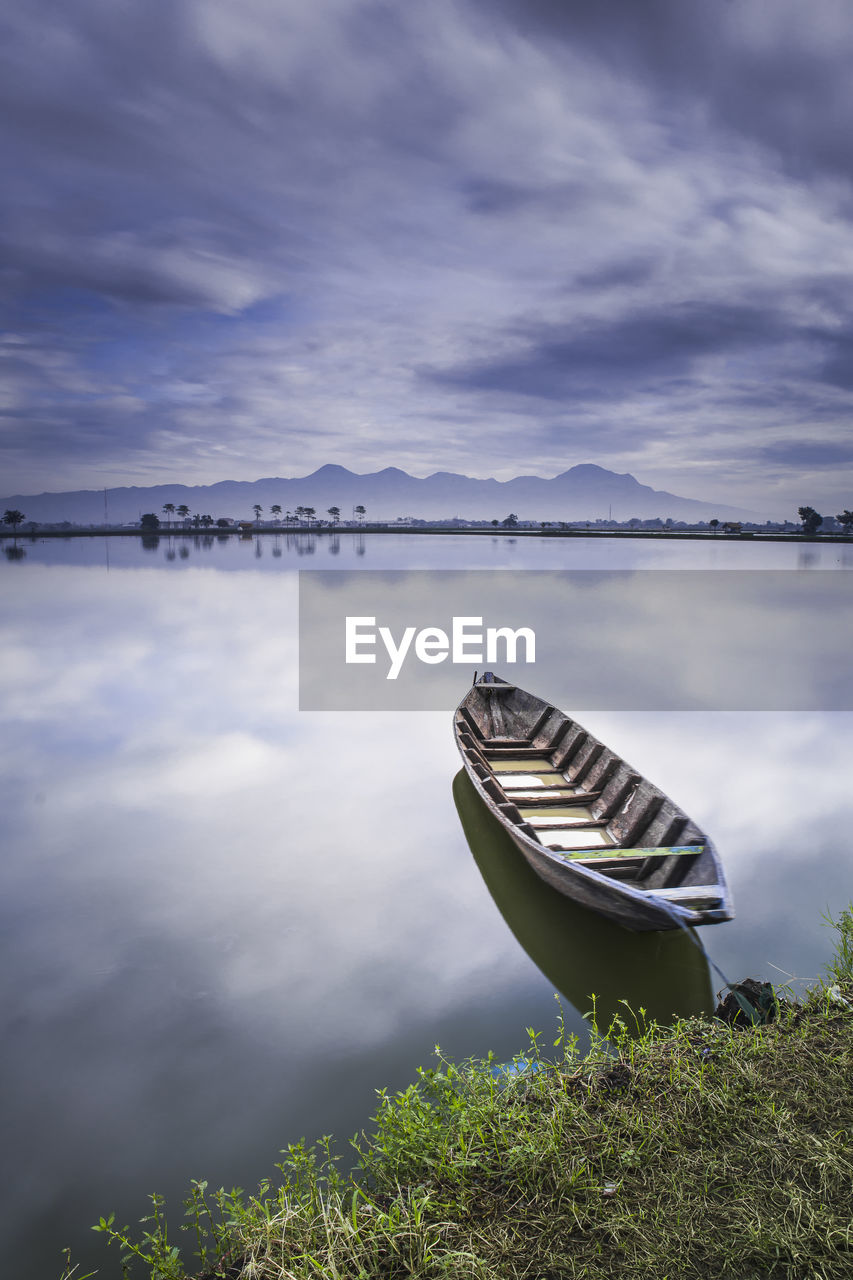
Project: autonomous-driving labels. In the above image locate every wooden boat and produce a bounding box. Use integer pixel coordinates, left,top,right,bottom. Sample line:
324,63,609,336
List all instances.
454,673,734,932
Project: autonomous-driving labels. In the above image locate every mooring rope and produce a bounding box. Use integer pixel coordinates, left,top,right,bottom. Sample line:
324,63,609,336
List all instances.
650,894,778,1026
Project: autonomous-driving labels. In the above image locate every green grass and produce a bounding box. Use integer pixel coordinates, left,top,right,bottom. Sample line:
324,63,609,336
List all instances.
823,904,853,988
70,909,853,1280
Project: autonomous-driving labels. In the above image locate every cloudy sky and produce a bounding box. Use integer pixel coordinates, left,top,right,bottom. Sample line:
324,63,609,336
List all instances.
2,0,853,514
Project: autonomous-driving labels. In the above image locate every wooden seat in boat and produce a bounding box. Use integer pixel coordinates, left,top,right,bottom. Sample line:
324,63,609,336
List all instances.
646,884,722,904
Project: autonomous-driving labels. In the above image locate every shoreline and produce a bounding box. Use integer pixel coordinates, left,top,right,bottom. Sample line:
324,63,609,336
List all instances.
79,906,853,1280
4,526,851,544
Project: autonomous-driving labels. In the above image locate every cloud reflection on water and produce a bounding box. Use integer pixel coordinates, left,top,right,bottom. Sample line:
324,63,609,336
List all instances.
0,546,851,1278
1,560,574,1278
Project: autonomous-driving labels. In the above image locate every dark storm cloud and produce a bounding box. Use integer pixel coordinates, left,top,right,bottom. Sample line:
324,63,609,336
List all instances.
759,440,853,469
573,258,657,291
817,335,853,390
0,0,462,317
420,302,788,402
459,176,592,219
1,10,313,314
461,178,544,216
479,0,853,183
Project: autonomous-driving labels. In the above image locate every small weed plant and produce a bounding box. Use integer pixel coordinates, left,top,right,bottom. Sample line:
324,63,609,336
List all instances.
823,903,853,986
70,908,853,1280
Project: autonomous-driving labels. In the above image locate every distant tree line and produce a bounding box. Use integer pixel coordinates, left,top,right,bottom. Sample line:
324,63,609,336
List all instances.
242,503,366,526
798,506,853,534
144,502,369,531
8,503,853,536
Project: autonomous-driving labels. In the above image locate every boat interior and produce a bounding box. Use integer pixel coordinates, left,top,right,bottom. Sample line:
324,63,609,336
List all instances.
456,677,723,908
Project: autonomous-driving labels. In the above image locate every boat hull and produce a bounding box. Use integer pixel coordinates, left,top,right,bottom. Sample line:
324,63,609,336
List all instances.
505,825,729,932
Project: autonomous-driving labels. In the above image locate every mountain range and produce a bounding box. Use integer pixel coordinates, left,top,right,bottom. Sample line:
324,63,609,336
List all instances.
1,464,759,525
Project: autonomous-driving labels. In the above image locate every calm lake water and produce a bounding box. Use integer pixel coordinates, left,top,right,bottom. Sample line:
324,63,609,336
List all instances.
1,532,851,1279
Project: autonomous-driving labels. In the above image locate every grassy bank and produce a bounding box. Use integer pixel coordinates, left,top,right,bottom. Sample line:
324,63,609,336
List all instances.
75,909,853,1280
